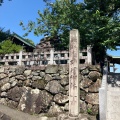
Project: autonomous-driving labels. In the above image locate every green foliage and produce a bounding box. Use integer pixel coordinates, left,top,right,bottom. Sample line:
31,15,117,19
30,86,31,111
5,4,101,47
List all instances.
0,28,11,42
24,38,35,46
20,0,120,61
0,0,12,6
87,108,92,114
0,40,22,54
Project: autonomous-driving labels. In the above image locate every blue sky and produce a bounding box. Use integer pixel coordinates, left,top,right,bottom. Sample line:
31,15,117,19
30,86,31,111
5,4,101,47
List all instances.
0,0,46,45
0,0,83,45
0,0,120,72
107,49,120,73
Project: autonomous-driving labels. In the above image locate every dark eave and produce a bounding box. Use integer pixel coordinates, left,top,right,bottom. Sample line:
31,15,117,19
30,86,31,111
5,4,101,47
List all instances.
107,54,120,64
12,32,35,48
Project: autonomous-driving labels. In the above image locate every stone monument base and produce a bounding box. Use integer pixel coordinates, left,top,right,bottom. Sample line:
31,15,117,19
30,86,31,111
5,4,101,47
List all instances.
57,113,96,120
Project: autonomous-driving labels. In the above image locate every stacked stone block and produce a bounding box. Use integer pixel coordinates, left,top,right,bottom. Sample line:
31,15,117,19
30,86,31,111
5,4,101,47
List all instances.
0,65,101,116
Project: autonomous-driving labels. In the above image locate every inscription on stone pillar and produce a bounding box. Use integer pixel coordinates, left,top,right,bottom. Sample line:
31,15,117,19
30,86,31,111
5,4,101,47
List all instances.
69,29,80,117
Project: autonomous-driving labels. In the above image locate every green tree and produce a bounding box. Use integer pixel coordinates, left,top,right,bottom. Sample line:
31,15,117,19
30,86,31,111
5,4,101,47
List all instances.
25,38,35,46
0,0,12,6
0,40,22,54
20,0,120,62
0,28,11,42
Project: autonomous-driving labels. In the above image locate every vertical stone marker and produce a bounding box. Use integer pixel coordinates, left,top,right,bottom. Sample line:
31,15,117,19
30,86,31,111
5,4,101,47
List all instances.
69,29,80,118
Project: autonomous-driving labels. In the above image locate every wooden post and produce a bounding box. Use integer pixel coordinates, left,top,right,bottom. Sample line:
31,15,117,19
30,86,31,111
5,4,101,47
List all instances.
69,29,80,118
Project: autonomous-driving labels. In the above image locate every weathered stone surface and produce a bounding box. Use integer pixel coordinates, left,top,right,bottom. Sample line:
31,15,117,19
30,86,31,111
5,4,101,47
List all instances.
7,100,18,109
79,74,83,82
8,72,16,77
57,113,95,120
32,80,46,89
1,83,11,91
80,90,86,100
40,72,45,77
80,100,87,113
0,73,7,79
0,112,12,120
0,67,4,73
18,89,53,114
39,116,57,120
15,67,25,75
64,103,69,111
9,77,15,83
59,65,68,75
27,74,33,79
0,98,8,105
32,71,39,76
11,80,17,87
45,81,64,94
18,88,39,113
88,65,100,72
88,71,100,81
65,85,69,91
87,104,92,111
45,65,58,74
9,67,16,72
88,79,101,92
80,66,87,71
17,80,23,87
7,86,25,102
0,65,101,116
35,90,53,113
24,70,31,76
69,29,80,117
90,105,99,115
60,76,69,86
81,68,89,75
82,88,89,93
80,78,92,88
1,92,7,97
15,75,26,81
59,70,68,75
0,77,9,86
54,93,68,104
4,67,9,73
45,74,52,81
60,75,66,79
24,79,31,87
52,75,61,80
32,76,42,81
48,102,63,114
85,93,99,105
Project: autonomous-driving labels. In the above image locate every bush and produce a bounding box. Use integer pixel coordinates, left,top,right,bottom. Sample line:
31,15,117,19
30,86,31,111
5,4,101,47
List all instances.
0,40,22,54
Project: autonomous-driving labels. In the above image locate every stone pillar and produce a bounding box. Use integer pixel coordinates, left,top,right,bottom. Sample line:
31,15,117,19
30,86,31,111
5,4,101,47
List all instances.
87,45,92,65
69,29,80,118
5,61,9,65
18,50,23,66
113,63,115,73
14,55,17,60
49,48,54,64
99,66,108,120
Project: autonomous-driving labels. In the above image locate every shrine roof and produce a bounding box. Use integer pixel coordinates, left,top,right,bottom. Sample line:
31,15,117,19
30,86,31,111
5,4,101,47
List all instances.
107,54,120,64
12,32,35,48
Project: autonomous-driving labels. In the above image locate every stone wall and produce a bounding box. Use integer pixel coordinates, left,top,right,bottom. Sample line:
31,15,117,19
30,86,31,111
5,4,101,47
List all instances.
0,65,102,116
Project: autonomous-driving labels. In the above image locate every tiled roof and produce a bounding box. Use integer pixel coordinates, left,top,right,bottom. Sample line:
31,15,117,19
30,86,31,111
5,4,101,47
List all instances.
12,32,35,48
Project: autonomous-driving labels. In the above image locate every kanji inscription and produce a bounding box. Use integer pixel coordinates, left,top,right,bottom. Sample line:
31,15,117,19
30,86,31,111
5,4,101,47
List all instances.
69,29,80,117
